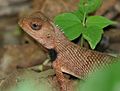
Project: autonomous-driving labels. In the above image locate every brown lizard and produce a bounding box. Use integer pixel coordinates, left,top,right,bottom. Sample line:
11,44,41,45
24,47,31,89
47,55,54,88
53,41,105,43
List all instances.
18,11,118,91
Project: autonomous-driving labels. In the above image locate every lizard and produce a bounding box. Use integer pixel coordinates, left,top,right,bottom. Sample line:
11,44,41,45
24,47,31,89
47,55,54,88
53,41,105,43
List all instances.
18,11,119,91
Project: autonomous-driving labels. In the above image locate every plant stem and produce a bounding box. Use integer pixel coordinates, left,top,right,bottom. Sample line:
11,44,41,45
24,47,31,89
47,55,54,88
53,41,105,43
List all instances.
80,12,86,47
80,35,84,47
83,12,86,27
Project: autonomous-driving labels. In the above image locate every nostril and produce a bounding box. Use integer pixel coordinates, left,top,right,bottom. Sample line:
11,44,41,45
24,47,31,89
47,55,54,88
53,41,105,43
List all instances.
47,34,51,38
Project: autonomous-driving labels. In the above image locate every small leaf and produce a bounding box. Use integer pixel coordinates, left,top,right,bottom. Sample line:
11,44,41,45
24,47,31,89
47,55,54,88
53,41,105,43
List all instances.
87,16,114,28
72,10,84,22
83,26,103,49
79,0,102,14
54,13,83,40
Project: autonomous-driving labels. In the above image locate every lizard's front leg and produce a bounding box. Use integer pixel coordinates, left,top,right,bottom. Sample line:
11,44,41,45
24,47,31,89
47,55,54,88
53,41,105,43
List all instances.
53,59,71,91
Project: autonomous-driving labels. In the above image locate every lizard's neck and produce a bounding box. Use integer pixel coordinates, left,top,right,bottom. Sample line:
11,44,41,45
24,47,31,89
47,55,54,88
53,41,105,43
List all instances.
54,27,71,53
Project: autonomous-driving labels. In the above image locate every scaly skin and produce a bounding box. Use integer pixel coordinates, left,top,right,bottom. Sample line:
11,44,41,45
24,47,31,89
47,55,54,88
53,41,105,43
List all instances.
19,11,118,91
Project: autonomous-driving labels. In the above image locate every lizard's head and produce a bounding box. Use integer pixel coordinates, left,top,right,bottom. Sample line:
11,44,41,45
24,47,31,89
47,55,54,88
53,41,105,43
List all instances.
18,11,56,49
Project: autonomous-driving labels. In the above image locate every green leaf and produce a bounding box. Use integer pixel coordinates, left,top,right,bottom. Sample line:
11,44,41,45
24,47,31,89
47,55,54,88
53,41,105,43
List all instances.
79,0,102,14
87,16,114,28
83,26,103,49
54,13,83,40
79,58,120,91
72,10,84,22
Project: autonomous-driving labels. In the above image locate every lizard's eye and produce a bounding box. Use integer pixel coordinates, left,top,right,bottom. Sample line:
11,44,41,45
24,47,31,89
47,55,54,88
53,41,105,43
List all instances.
30,22,42,31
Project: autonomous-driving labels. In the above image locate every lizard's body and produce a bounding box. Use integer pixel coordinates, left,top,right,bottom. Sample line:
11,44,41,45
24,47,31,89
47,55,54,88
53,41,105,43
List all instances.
19,11,118,91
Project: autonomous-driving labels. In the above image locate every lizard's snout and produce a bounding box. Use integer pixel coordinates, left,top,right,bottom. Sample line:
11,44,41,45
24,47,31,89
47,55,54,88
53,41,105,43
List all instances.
18,18,25,28
18,19,22,27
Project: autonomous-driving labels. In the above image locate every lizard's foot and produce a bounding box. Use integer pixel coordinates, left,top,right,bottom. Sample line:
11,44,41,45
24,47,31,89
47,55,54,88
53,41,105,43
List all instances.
53,60,72,91
60,79,72,91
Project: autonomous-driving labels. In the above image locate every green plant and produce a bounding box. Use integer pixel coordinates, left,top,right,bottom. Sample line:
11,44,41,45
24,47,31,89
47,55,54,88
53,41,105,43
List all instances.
78,58,120,91
54,0,114,49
